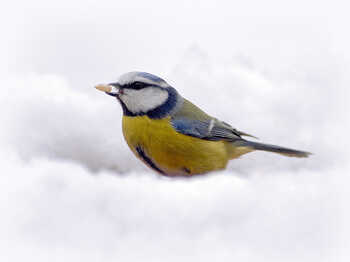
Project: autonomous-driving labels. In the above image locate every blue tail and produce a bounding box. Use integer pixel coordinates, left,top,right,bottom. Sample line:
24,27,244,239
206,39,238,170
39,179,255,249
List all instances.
234,140,311,158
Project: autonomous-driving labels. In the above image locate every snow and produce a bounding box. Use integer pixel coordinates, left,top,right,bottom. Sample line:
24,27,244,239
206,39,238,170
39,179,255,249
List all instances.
1,0,349,261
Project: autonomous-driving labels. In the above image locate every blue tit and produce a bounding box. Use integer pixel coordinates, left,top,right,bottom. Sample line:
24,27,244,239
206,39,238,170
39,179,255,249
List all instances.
95,72,311,176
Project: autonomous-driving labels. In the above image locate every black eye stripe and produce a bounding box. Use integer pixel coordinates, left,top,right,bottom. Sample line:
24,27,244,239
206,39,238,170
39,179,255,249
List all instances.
125,81,149,90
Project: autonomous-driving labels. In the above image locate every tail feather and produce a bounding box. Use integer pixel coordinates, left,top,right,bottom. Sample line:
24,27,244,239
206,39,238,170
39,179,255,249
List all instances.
233,140,311,158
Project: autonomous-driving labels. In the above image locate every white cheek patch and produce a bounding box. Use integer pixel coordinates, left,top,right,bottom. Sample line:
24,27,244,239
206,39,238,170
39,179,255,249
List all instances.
120,87,169,114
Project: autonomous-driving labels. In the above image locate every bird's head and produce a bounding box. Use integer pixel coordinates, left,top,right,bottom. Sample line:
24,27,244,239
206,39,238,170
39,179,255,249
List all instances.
95,72,182,118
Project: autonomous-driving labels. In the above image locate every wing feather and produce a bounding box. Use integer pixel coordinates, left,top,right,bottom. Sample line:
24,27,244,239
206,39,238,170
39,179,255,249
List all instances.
171,99,255,141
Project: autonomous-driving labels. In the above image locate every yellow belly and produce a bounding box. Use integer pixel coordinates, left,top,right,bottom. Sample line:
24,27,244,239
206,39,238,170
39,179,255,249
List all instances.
122,116,230,176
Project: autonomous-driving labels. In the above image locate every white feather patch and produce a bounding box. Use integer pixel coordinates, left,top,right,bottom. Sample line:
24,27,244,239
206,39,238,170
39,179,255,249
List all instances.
120,87,169,113
208,119,215,134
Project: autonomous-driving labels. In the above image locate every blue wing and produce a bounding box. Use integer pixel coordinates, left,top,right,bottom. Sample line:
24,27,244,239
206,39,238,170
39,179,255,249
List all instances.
171,117,246,141
170,99,256,141
171,118,210,138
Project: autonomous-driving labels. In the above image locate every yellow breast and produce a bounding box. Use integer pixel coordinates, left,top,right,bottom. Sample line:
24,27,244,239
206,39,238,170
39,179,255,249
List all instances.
122,116,230,176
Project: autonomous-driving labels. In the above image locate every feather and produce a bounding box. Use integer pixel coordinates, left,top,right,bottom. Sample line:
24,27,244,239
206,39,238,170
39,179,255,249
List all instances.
171,99,255,141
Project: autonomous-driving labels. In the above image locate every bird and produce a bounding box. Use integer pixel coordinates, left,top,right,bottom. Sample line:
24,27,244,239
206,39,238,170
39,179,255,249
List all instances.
95,72,311,176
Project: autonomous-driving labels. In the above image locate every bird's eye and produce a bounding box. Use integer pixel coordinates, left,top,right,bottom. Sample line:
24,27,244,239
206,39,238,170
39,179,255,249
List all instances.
133,82,146,90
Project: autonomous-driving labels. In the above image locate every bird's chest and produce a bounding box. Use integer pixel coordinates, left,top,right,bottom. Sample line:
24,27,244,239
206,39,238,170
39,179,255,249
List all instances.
122,116,228,176
122,116,176,154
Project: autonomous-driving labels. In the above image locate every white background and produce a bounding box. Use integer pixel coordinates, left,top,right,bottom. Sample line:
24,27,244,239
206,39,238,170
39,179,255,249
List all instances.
1,0,349,261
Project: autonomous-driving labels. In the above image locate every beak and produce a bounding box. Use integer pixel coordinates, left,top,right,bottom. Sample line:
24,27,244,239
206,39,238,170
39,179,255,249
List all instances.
95,83,121,97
